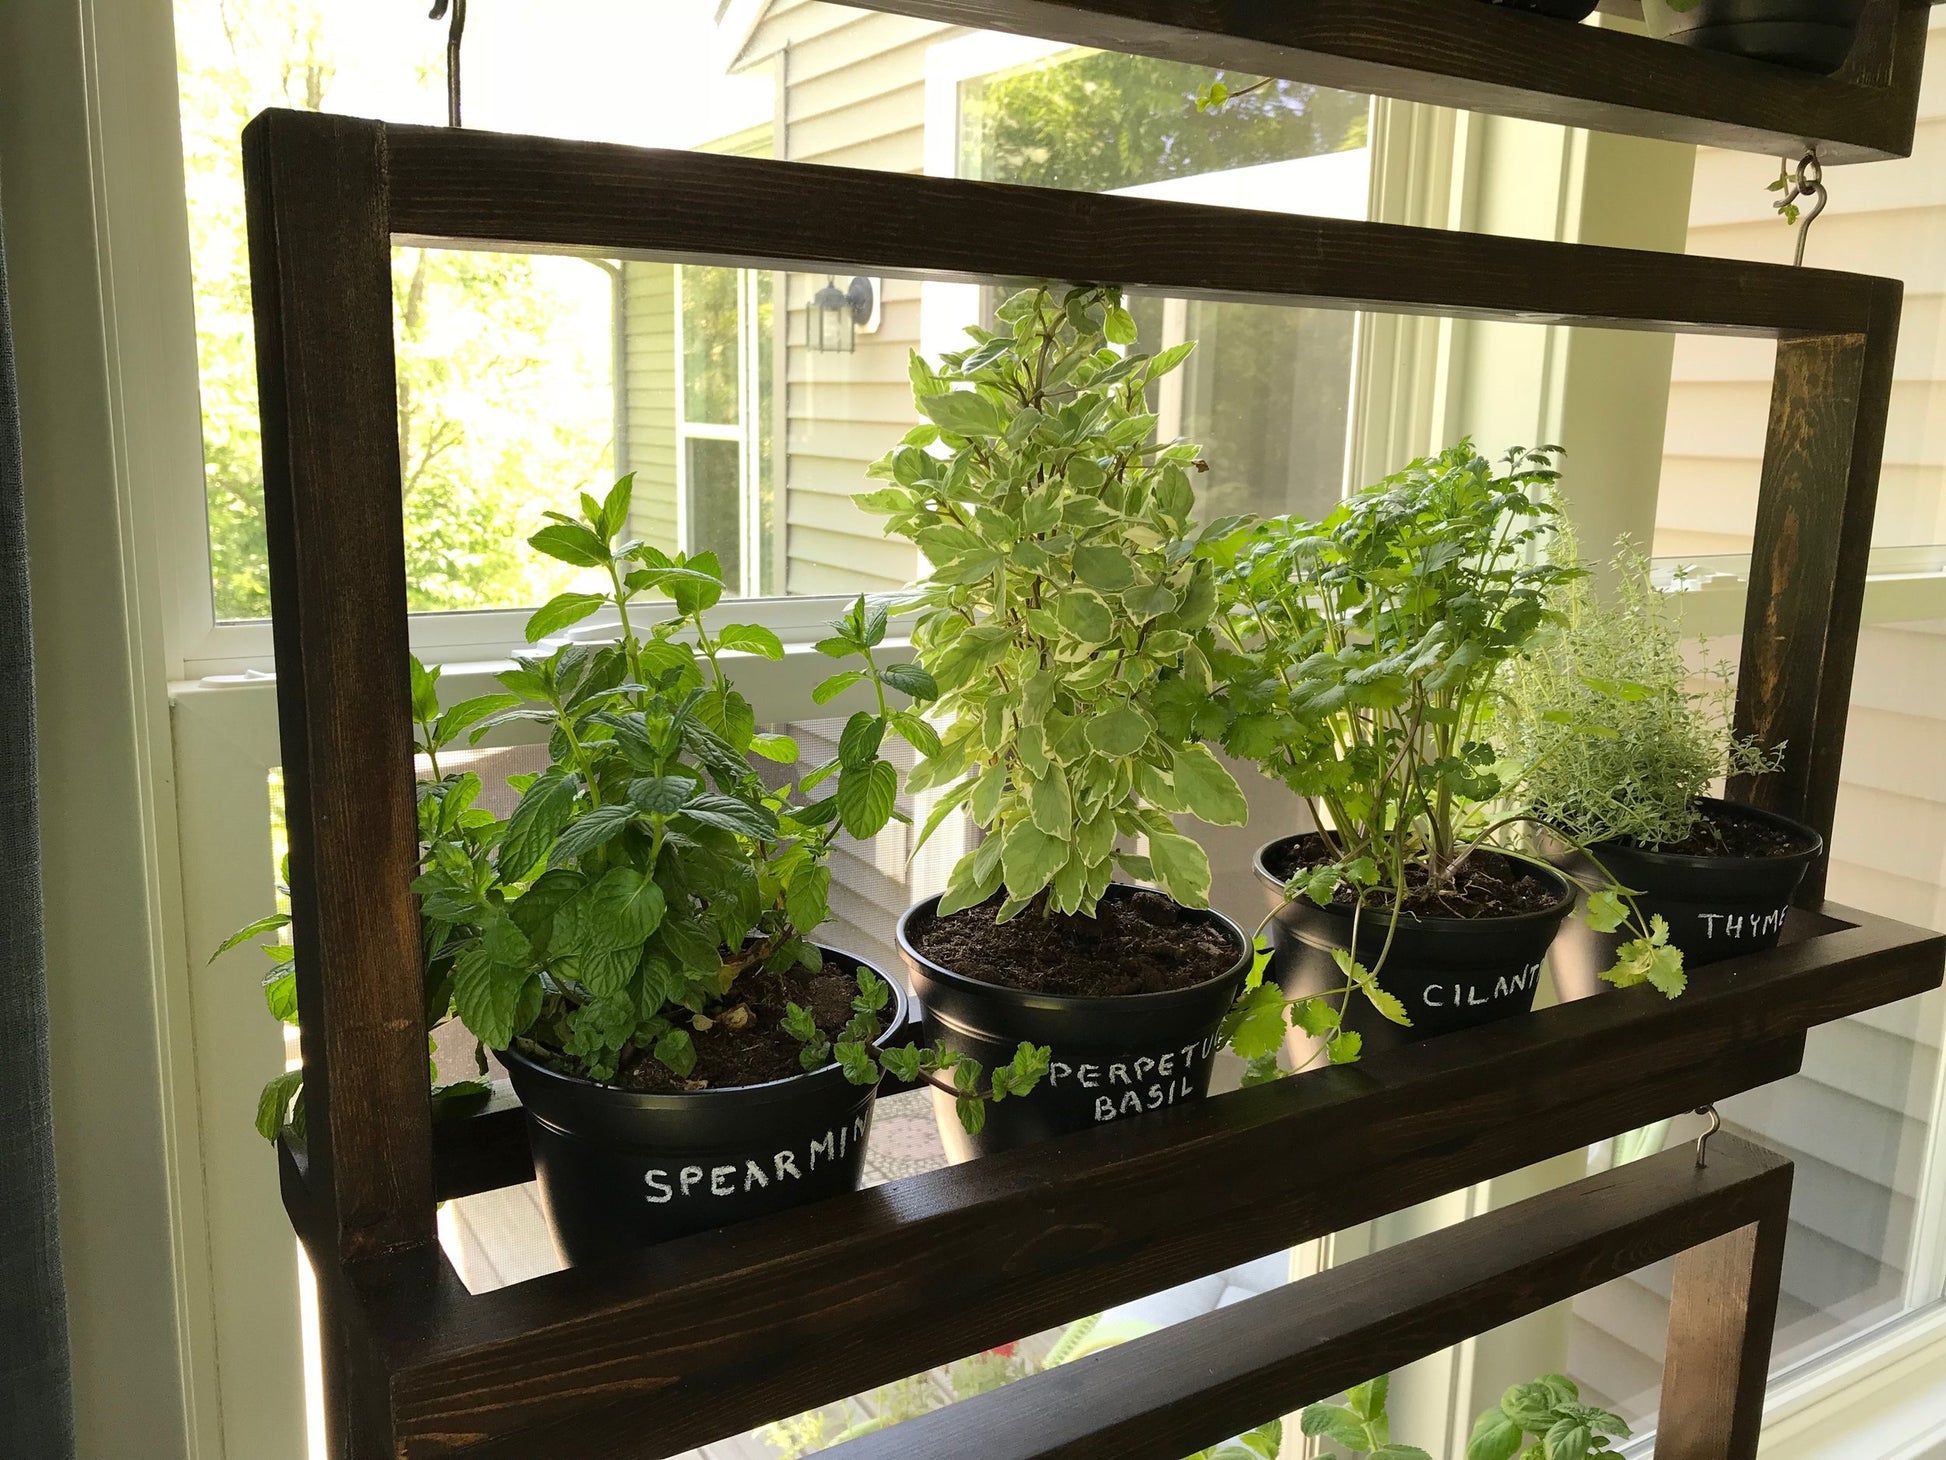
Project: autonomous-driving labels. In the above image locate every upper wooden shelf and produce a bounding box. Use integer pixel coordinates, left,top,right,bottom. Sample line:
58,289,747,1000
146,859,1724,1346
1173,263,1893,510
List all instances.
863,0,1934,164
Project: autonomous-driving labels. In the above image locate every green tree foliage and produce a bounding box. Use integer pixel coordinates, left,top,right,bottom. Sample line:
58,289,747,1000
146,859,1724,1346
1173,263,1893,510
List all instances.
859,285,1249,921
176,0,611,619
1499,545,1783,850
968,52,1368,192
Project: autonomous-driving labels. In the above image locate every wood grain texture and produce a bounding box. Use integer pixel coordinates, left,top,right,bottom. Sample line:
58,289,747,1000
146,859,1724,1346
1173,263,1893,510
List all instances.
821,1136,1793,1460
1731,306,1902,904
1657,1209,1788,1460
842,0,1930,165
371,118,1892,339
244,108,434,1265
323,903,1940,1459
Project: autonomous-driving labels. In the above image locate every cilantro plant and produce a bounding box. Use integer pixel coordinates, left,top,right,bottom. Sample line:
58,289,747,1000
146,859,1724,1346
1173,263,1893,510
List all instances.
1208,443,1684,1077
859,284,1249,922
1499,545,1783,851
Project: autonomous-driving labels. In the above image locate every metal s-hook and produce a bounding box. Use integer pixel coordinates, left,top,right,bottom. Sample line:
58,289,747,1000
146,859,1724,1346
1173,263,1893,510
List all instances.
1775,151,1828,267
429,0,467,128
1694,1104,1723,1168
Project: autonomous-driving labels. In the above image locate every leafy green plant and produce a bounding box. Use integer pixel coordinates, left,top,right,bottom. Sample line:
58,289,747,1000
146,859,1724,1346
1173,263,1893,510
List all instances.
1302,1376,1431,1459
211,661,504,1141
1465,1374,1630,1460
219,476,1046,1136
1301,1372,1629,1460
1207,443,1683,1076
858,283,1248,922
1500,545,1783,852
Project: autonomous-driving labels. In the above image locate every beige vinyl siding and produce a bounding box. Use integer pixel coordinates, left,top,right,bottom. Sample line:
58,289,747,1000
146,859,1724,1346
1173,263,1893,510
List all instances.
746,2,971,596
1575,14,1946,1419
622,263,679,551
621,123,772,554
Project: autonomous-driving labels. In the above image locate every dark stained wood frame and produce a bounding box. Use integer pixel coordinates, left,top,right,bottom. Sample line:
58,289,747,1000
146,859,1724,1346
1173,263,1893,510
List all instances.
848,0,1936,165
241,104,1942,1459
823,1133,1793,1460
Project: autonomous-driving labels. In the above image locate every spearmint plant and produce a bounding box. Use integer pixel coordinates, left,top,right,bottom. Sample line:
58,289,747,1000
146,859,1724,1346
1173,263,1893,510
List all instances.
1208,444,1683,1077
211,657,509,1141
221,476,1045,1136
859,284,1249,921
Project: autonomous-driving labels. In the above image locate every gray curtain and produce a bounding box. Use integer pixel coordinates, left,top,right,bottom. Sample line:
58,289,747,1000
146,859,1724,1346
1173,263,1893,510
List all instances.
0,197,74,1454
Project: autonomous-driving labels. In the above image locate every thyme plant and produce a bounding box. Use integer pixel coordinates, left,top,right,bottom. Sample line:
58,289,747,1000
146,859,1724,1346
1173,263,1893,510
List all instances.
859,284,1248,922
1499,546,1783,850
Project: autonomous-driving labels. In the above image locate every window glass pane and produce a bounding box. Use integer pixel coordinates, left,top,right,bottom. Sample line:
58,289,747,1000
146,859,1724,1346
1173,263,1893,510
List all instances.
685,435,743,590
173,0,769,621
961,53,1367,189
681,265,742,426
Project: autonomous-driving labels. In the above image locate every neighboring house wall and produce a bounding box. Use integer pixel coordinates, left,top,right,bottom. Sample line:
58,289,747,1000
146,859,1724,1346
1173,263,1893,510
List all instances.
621,122,773,555
742,1,966,597
1570,13,1946,1417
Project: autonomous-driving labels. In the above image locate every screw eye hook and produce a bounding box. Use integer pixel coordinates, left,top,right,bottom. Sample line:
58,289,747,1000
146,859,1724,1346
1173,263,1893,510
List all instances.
1694,1104,1723,1168
1786,150,1828,267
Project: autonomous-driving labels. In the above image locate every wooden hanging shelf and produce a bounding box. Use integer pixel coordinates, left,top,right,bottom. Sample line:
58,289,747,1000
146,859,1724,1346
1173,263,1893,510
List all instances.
241,99,1935,1457
851,0,1936,164
282,903,1937,1458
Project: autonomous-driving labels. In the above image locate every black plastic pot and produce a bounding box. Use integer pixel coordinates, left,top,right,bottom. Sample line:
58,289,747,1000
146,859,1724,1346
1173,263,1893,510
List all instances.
1482,0,1600,19
500,948,908,1266
1547,797,1823,1002
1644,0,1865,73
1253,835,1574,1056
897,884,1251,1161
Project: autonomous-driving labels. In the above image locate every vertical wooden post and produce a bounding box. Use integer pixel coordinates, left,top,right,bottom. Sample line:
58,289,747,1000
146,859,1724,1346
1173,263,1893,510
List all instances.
243,108,433,1264
1655,1202,1790,1459
1731,291,1900,905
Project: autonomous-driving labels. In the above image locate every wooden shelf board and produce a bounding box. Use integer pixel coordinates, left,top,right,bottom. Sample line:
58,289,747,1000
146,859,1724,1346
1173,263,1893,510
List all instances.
845,0,1933,165
284,902,1942,1459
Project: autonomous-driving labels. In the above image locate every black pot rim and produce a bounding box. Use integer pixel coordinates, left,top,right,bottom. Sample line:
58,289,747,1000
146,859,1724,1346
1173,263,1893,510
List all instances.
895,882,1251,1012
1252,833,1575,931
1582,796,1824,874
498,943,907,1112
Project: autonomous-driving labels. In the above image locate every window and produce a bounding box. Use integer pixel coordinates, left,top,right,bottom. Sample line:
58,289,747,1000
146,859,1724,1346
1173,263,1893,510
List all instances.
170,0,771,633
951,39,1372,526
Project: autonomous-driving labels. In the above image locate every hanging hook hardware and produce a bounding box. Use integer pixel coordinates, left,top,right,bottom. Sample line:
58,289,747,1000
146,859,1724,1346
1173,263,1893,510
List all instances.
1774,151,1827,267
429,0,467,128
1694,1104,1723,1168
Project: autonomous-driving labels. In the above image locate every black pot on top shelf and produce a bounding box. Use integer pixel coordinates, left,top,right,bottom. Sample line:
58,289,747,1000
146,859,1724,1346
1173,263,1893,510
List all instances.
896,883,1251,1162
1481,0,1600,19
1547,796,1823,1002
1254,834,1575,1059
500,946,907,1267
1643,0,1866,74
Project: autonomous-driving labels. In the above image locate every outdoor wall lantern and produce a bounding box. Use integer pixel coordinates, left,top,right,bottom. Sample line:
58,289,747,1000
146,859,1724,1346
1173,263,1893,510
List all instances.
810,275,874,354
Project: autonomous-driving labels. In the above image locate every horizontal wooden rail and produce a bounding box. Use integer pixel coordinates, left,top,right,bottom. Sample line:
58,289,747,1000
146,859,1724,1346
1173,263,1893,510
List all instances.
849,0,1932,165
378,119,1898,338
275,901,1939,1458
825,1134,1793,1460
